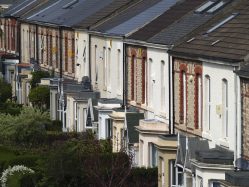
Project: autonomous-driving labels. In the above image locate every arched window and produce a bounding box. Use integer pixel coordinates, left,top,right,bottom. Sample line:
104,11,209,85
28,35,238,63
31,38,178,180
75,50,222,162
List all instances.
131,55,135,100
180,70,187,124
195,74,202,129
148,58,153,107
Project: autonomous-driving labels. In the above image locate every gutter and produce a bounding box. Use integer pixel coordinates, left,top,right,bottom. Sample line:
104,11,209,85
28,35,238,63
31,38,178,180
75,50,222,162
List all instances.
124,38,170,50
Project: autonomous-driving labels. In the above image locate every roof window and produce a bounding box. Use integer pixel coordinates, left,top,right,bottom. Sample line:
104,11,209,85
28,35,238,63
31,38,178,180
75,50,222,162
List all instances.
195,1,216,13
62,0,79,9
207,1,226,13
206,13,238,34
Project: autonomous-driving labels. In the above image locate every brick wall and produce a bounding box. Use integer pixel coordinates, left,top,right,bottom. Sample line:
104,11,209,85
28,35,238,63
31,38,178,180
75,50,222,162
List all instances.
126,45,146,106
174,58,202,135
241,78,249,160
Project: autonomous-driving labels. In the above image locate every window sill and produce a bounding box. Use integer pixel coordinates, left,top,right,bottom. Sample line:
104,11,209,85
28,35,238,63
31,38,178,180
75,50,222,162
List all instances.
219,138,229,148
202,131,212,141
159,111,166,118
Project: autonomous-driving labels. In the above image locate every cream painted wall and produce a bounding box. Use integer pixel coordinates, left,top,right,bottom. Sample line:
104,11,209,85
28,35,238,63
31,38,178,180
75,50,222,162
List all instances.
139,133,159,167
20,23,30,64
202,62,238,151
157,150,176,187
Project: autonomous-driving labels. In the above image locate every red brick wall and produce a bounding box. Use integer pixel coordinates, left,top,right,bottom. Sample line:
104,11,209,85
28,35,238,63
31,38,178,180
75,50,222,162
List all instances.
126,45,147,106
174,57,202,135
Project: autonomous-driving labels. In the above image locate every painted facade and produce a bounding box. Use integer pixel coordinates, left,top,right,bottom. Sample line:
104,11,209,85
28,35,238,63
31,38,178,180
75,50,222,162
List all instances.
90,35,123,99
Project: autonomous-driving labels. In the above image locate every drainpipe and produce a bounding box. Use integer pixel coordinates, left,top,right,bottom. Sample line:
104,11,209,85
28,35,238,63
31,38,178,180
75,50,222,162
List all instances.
123,38,126,107
234,66,240,169
17,20,21,64
59,26,65,131
59,27,63,79
172,55,175,134
168,53,172,134
35,24,39,64
88,28,92,88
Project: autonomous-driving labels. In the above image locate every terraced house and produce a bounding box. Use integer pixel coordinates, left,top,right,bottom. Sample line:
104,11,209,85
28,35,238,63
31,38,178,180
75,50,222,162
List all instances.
1,0,249,186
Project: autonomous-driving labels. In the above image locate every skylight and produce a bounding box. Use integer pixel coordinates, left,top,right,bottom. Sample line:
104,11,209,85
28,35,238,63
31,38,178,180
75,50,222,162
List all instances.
195,1,215,13
207,1,226,13
62,0,79,9
206,13,238,34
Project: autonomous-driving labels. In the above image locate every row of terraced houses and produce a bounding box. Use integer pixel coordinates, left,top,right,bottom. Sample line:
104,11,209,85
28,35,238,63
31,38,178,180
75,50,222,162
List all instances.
1,0,249,186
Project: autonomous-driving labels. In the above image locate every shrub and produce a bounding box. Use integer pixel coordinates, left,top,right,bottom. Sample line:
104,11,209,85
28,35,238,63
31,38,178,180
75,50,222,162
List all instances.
0,78,12,104
45,120,62,131
20,173,36,187
30,71,50,89
29,86,50,109
125,167,158,187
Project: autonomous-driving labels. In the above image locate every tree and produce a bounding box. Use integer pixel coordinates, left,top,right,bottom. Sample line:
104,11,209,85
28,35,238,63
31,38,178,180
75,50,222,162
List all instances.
29,86,50,109
0,78,12,104
30,71,50,89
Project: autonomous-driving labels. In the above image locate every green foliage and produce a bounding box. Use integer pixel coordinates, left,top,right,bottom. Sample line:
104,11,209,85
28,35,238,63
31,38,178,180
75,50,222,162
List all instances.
45,120,62,131
30,71,50,89
29,86,50,109
125,167,158,187
0,107,50,147
0,101,23,115
20,173,36,187
0,78,12,104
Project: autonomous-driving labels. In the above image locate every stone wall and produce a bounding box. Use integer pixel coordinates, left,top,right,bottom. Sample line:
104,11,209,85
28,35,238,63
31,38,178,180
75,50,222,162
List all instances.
126,45,146,106
241,78,249,160
174,58,202,135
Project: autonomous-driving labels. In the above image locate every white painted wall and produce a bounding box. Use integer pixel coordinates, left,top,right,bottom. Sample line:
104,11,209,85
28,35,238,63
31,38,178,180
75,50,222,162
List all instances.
146,47,169,124
91,35,123,99
75,30,89,82
98,110,111,139
202,61,237,151
195,167,228,187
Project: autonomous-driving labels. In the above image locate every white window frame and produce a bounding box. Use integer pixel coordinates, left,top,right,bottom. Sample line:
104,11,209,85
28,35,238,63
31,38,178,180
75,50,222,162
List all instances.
183,72,187,124
117,49,121,94
140,139,144,166
103,47,107,88
205,75,211,131
222,79,228,138
107,48,111,89
148,58,153,107
197,74,202,129
161,60,166,111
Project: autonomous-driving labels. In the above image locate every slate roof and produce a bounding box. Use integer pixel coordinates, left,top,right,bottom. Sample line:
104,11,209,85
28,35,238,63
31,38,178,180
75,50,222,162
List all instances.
93,0,180,37
225,171,249,186
26,0,123,27
126,112,144,144
4,0,53,18
128,0,206,41
73,0,139,29
169,0,249,63
147,0,235,46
